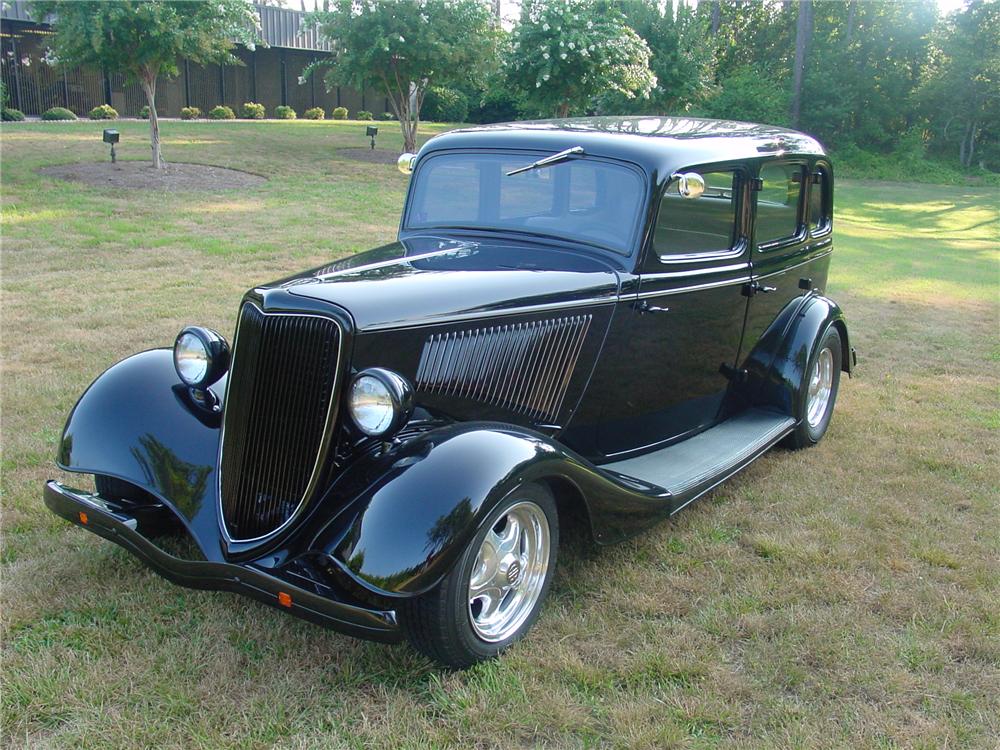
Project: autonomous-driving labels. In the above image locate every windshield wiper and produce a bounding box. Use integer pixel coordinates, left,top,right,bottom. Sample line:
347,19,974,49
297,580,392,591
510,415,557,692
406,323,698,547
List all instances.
506,146,584,176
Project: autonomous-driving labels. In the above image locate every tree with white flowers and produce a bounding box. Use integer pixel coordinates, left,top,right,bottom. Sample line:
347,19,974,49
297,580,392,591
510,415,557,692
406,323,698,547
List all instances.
508,0,656,119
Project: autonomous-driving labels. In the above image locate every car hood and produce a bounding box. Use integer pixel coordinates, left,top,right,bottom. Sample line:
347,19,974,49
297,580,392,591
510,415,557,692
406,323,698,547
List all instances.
274,236,622,332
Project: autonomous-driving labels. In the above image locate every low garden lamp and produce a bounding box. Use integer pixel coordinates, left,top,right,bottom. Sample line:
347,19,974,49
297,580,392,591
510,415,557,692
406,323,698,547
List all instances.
103,129,119,164
366,125,378,150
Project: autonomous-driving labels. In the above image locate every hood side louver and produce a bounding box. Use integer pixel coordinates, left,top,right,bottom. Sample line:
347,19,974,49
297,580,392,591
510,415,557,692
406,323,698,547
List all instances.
415,315,592,423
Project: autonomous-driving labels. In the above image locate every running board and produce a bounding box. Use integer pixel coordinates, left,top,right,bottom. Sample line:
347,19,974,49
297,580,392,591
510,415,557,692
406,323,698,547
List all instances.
599,408,795,513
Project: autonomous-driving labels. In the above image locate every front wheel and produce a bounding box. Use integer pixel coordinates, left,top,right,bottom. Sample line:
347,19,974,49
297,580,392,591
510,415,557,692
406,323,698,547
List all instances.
402,482,558,668
785,325,843,449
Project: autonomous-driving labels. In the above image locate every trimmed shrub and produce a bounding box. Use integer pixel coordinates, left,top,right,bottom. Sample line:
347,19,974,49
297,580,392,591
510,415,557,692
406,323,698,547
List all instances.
208,105,236,120
331,106,348,120
422,86,468,123
180,106,201,120
468,88,523,124
379,111,396,121
2,107,25,121
139,105,150,119
356,110,373,120
41,107,77,121
240,101,265,119
303,106,325,120
88,104,118,120
273,105,297,120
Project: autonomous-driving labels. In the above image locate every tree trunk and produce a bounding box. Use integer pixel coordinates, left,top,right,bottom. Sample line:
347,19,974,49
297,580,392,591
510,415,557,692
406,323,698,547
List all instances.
710,0,721,35
790,0,813,128
138,69,162,169
556,102,570,118
845,0,856,45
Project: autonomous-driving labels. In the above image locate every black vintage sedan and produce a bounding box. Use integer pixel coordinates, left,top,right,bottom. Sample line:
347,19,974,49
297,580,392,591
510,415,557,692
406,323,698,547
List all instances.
44,117,855,667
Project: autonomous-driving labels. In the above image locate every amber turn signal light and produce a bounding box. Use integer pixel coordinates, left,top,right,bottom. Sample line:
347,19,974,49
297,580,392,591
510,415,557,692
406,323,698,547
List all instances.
277,592,292,608
78,511,88,525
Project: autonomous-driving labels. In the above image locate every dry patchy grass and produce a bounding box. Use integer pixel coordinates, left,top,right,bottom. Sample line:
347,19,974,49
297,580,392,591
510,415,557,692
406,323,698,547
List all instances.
2,121,998,749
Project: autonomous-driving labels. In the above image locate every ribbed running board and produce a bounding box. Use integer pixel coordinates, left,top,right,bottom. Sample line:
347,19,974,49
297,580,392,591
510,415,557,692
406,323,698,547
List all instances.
599,409,795,501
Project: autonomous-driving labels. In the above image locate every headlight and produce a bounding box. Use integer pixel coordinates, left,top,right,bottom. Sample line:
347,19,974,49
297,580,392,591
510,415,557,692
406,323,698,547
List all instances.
173,326,229,388
347,368,413,438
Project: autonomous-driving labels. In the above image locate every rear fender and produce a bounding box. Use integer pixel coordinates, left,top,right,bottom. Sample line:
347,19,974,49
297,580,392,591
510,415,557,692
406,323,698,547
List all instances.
740,294,852,416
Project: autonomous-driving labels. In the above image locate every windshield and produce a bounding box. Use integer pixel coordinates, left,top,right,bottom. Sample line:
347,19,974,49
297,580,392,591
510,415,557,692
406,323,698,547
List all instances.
404,152,645,255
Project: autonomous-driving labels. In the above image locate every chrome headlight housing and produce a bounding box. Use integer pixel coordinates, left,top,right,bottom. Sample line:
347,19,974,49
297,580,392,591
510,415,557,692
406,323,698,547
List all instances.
173,326,230,388
347,368,414,438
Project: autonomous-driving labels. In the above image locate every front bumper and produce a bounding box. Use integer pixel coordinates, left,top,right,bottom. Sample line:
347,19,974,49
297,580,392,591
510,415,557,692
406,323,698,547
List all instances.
43,481,402,643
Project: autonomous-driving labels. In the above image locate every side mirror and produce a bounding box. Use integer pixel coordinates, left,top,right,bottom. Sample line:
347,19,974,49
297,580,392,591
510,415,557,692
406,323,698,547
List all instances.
672,172,706,199
397,152,417,175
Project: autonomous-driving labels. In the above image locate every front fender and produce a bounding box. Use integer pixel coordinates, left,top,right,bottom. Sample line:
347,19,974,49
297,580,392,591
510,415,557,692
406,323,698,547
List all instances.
313,422,672,599
742,294,852,415
57,349,226,559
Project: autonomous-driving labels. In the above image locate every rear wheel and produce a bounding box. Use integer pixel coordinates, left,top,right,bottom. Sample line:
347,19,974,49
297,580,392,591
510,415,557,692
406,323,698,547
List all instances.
785,325,842,449
402,482,558,668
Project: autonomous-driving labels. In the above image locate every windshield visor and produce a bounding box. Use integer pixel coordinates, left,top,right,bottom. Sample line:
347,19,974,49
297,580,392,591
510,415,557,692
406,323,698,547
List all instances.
404,152,645,255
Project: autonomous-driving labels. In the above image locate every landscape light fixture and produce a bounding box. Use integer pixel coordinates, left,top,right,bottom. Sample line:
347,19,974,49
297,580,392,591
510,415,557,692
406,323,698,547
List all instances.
366,125,378,150
102,129,119,164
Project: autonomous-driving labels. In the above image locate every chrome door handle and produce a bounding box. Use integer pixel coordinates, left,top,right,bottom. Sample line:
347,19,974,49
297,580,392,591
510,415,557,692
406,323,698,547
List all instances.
632,300,670,314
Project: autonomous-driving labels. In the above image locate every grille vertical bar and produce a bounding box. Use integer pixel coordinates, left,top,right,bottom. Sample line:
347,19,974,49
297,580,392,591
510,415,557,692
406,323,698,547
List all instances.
415,315,592,423
219,303,342,542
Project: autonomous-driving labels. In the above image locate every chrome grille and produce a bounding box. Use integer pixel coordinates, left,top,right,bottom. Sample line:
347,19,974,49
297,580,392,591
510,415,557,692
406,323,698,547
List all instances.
415,315,591,422
219,302,342,541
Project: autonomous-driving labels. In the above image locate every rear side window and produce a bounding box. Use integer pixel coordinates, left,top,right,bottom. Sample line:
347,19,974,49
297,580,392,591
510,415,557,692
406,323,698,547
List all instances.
808,168,830,232
653,169,738,257
755,163,804,245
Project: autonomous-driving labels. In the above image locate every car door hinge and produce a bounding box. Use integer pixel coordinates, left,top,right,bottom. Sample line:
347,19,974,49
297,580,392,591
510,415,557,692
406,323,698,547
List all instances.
750,177,764,191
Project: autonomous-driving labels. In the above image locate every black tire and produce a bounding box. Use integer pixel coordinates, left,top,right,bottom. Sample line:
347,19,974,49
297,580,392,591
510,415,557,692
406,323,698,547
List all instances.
402,482,559,668
785,325,842,449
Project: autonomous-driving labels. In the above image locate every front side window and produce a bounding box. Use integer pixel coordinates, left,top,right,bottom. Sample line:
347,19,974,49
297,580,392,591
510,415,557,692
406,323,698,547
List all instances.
405,152,645,255
653,169,739,257
756,163,805,245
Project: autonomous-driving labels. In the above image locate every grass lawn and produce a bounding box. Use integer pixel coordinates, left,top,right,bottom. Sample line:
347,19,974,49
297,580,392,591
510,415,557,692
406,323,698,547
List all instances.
2,120,998,749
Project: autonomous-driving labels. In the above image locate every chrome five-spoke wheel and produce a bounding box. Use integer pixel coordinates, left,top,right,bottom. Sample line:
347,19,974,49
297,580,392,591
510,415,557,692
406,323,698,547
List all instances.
806,346,834,428
468,501,550,642
402,483,559,668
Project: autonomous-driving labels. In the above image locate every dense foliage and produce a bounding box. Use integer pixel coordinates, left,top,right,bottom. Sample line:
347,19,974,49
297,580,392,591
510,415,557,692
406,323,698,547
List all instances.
240,102,266,119
179,106,201,120
508,0,656,118
273,105,297,120
303,106,326,120
208,105,236,120
306,0,499,151
33,0,262,167
88,104,118,120
41,106,77,120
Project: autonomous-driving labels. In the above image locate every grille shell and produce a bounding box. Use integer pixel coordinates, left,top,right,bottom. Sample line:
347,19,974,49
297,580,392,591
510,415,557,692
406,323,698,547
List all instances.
218,302,343,542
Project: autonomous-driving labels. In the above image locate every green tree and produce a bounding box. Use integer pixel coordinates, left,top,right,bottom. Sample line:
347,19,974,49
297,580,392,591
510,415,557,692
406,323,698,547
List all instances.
918,0,1000,168
306,0,499,153
507,0,656,118
601,0,714,115
33,0,262,169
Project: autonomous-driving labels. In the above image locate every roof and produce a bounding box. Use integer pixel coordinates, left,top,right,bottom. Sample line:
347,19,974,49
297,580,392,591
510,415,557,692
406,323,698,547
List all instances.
421,117,827,175
0,1,332,52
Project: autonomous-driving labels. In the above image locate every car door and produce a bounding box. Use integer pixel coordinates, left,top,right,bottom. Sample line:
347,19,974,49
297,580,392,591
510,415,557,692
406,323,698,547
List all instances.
595,165,752,457
742,160,833,356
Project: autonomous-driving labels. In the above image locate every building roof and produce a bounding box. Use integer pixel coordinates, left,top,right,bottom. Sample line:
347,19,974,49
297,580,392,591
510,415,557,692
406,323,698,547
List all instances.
0,1,332,52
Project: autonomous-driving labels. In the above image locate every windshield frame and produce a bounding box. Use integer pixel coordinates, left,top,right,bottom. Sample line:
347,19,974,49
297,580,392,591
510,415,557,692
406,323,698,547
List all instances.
399,148,650,258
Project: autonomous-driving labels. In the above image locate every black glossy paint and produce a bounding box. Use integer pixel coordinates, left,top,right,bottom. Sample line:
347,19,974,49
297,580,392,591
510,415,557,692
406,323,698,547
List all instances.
45,117,851,643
